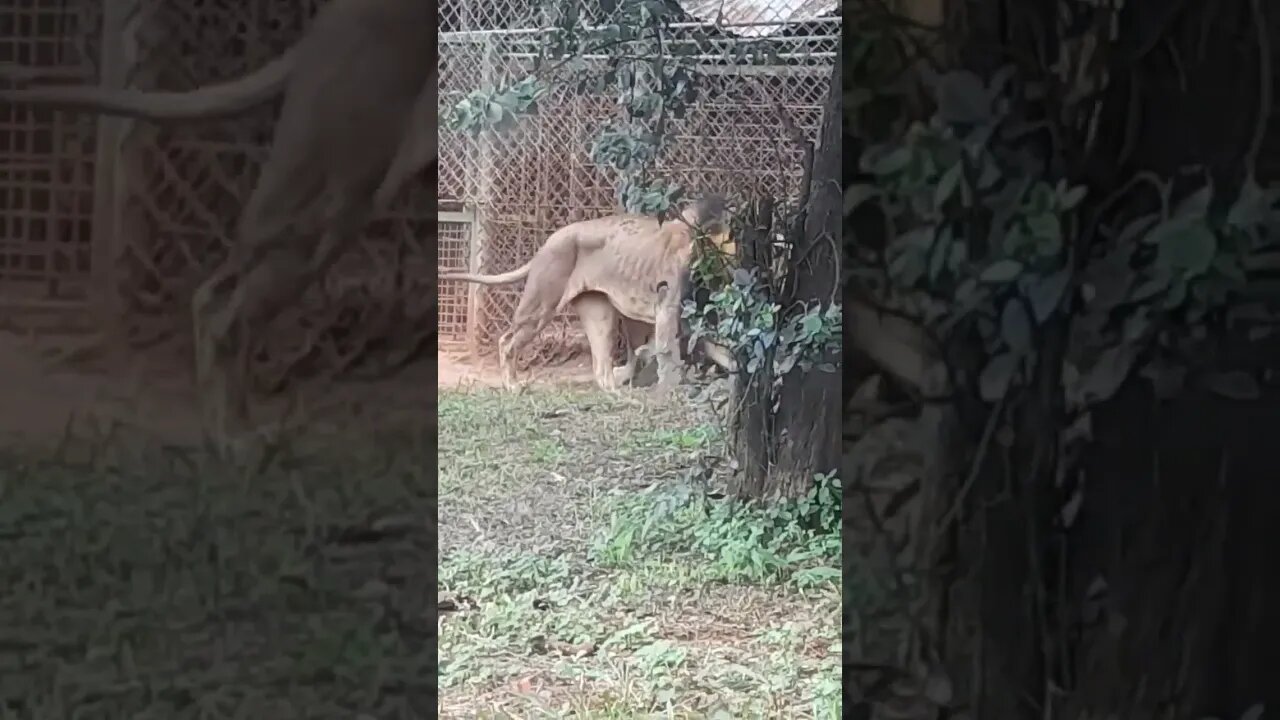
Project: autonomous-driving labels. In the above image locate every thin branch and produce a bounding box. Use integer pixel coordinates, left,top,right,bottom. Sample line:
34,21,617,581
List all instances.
1246,0,1272,179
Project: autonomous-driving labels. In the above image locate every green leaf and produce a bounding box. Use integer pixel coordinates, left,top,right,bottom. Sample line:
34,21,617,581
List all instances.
1172,183,1213,220
979,352,1018,401
1077,344,1139,405
928,230,950,283
845,184,880,214
976,156,1001,190
1154,222,1217,277
935,162,962,208
1028,213,1062,256
980,259,1024,284
1122,307,1150,342
1212,255,1248,284
1139,359,1187,400
1000,299,1033,352
801,313,824,336
947,240,968,272
955,277,980,305
870,147,912,176
1226,176,1275,230
486,101,505,125
1028,268,1070,322
1060,184,1088,210
1130,275,1169,302
1028,182,1055,214
1117,213,1160,245
1027,212,1060,241
1163,276,1188,309
1202,371,1261,400
933,70,991,124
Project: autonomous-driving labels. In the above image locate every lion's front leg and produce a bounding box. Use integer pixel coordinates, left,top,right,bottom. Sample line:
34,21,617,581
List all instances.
651,280,685,390
613,316,651,388
612,361,636,387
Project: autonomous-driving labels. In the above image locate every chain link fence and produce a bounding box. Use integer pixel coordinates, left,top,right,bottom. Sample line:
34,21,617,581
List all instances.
438,0,839,360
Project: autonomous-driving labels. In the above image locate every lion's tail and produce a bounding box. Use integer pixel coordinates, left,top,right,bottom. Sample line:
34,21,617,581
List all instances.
0,51,294,120
439,260,533,285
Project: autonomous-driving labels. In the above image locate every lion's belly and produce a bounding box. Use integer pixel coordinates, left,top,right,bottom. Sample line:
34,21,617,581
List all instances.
557,242,688,323
559,283,656,323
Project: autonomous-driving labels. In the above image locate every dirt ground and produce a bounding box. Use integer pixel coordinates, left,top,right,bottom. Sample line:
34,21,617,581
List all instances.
0,331,202,444
0,331,444,447
436,348,596,389
0,332,608,446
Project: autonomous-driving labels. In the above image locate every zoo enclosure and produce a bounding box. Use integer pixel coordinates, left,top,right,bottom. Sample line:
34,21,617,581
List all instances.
0,0,432,385
437,0,839,359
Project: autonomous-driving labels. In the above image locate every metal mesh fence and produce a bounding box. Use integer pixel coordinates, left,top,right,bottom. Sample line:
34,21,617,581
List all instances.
438,213,474,347
0,0,100,315
438,0,839,359
2,0,836,373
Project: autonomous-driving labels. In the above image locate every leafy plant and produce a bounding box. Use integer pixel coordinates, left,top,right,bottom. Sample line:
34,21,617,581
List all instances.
683,267,841,377
591,472,841,585
852,66,1273,409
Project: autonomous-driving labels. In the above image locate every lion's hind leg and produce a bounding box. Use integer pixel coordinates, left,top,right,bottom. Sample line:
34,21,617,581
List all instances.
573,292,622,392
497,313,553,391
496,240,575,391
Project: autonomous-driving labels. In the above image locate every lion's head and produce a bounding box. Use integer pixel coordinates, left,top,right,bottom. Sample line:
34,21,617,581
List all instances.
679,194,733,255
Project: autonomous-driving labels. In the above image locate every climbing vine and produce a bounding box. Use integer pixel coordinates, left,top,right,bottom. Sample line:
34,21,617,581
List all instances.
445,0,710,214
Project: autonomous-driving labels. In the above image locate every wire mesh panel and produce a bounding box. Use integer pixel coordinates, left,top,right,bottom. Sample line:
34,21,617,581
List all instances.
0,1,100,311
106,0,432,385
438,214,473,346
437,0,839,358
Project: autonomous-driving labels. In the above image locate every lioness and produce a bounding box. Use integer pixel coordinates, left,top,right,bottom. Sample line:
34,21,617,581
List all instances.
441,198,735,390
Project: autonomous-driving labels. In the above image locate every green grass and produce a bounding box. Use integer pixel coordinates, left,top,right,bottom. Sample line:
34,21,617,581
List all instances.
438,384,840,718
0,422,434,719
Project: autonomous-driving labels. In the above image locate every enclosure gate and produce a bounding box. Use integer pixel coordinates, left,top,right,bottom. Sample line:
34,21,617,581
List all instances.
438,209,477,350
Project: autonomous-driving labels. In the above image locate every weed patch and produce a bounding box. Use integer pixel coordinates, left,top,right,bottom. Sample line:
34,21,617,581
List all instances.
591,472,841,586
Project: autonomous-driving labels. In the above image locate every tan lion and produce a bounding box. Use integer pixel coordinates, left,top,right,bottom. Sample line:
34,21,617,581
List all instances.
441,197,736,390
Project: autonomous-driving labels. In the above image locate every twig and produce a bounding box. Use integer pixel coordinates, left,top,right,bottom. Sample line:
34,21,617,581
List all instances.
932,388,1007,537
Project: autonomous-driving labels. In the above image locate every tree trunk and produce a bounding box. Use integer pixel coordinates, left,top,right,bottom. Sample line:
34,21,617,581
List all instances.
730,197,777,493
729,44,842,498
769,40,843,495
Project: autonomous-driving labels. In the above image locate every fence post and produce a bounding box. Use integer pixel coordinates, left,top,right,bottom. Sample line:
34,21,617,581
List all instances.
89,0,139,342
468,34,497,356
